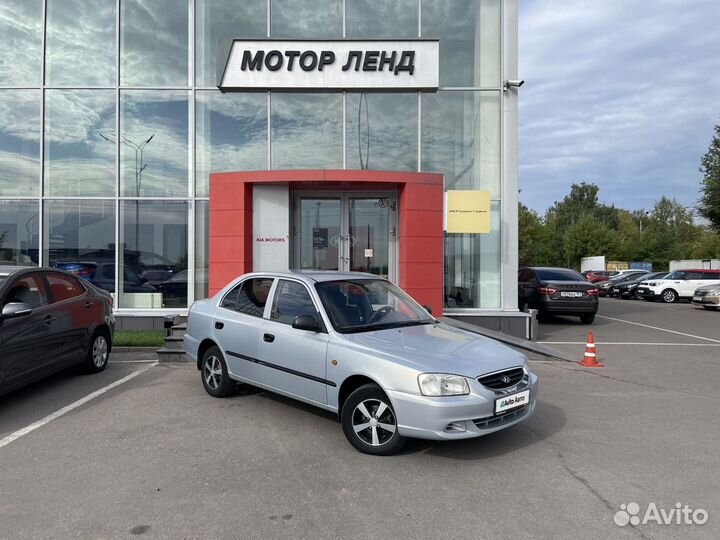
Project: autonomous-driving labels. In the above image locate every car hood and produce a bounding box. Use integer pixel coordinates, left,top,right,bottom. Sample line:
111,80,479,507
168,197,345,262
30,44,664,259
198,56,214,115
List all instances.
339,322,527,377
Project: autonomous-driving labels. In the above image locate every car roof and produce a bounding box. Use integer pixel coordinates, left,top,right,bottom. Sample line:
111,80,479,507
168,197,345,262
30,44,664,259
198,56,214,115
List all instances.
672,269,720,273
237,270,383,284
0,265,34,278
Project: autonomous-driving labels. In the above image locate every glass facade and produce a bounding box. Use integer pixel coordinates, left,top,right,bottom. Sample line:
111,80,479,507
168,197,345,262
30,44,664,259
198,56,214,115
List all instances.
0,0,505,312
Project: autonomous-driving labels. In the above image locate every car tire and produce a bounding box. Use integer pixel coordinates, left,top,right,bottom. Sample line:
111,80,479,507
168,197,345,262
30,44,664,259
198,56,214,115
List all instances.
341,384,406,456
83,329,110,373
580,314,595,324
201,346,234,398
661,289,678,303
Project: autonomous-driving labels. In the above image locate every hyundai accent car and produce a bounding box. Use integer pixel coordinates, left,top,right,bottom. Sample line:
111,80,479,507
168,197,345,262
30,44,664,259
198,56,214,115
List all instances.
184,271,538,455
0,266,114,397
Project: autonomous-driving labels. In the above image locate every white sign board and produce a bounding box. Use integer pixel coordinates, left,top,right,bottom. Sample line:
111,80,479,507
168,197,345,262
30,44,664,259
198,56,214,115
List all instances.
253,185,290,271
219,40,439,91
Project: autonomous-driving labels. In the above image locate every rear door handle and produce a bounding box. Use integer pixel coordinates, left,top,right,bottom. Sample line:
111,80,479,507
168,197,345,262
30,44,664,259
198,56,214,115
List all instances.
263,333,275,343
215,321,224,330
85,301,95,308
44,315,56,325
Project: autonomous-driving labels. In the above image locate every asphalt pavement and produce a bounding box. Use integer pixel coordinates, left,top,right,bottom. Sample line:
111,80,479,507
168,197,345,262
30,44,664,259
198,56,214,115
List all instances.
0,298,718,540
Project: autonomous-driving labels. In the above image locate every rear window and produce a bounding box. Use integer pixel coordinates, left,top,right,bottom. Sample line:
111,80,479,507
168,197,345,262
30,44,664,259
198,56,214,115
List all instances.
535,269,585,282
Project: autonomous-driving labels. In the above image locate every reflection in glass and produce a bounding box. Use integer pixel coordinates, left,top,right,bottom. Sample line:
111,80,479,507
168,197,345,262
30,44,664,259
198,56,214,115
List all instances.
271,0,341,38
422,0,500,87
421,91,500,196
46,0,116,86
271,93,342,169
346,0,417,38
121,0,189,86
45,91,115,196
196,0,266,86
195,200,209,300
445,201,500,309
196,92,267,196
346,93,417,171
0,200,39,265
298,199,340,271
120,90,189,197
349,198,389,277
44,200,116,292
0,90,40,197
0,0,42,85
120,200,188,308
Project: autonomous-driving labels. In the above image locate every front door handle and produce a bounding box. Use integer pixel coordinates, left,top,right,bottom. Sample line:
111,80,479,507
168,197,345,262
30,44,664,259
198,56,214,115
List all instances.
44,315,56,325
263,333,275,343
215,321,224,330
85,301,95,308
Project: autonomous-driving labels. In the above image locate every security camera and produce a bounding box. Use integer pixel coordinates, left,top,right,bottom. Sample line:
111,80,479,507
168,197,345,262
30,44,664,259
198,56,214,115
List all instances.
504,79,525,90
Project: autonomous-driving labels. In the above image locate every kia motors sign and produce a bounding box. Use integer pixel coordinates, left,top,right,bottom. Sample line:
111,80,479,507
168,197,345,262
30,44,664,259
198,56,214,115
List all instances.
218,40,439,92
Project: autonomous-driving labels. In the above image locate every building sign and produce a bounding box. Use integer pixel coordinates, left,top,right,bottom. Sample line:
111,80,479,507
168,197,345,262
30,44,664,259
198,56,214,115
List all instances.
445,191,491,234
312,228,328,249
218,40,439,91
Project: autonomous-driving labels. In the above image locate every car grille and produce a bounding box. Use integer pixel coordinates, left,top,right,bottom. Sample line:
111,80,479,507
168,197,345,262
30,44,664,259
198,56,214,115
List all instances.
477,367,524,390
473,405,529,429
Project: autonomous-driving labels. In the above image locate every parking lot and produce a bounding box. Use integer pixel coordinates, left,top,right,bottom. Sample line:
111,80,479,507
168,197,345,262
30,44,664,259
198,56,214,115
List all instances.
1,298,718,540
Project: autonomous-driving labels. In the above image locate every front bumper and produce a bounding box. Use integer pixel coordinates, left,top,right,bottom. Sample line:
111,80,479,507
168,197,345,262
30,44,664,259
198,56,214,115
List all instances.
388,371,539,440
692,294,720,307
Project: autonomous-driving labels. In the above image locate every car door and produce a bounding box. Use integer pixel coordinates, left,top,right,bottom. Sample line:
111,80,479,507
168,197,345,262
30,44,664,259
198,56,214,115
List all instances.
0,272,56,387
212,277,274,384
44,272,96,364
679,272,703,297
257,279,330,406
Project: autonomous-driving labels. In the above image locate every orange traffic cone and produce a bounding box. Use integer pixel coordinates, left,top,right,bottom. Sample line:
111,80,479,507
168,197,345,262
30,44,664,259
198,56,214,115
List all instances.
578,331,603,367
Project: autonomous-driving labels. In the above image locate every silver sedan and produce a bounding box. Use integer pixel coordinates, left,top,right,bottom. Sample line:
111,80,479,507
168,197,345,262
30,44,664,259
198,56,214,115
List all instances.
184,271,538,455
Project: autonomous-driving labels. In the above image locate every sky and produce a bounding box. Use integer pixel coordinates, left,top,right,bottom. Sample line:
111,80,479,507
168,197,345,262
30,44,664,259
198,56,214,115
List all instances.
518,0,720,215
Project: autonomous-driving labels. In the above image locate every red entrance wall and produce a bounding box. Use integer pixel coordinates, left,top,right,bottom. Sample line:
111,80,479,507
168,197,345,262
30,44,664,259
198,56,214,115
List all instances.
209,170,444,315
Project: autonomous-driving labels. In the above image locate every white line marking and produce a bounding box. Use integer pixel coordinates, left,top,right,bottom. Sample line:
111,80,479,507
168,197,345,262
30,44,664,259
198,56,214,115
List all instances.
0,362,158,449
110,360,162,364
596,315,720,344
538,342,720,346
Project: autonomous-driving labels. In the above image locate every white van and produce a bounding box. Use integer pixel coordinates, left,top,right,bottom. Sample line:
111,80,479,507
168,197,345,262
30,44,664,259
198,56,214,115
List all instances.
636,269,720,303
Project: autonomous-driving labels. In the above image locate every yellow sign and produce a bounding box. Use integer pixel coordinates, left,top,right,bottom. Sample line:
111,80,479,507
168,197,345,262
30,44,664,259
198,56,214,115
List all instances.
445,190,491,234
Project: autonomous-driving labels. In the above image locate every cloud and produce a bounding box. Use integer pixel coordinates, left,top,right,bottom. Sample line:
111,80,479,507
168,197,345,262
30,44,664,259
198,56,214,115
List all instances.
518,0,720,213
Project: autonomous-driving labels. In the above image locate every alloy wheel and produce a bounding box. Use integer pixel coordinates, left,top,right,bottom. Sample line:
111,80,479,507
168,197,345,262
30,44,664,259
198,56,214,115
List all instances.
351,399,397,446
204,355,223,390
92,335,108,368
662,290,677,303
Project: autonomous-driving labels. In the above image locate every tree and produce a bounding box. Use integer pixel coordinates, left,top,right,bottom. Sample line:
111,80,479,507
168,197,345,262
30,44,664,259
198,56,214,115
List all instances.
562,216,617,268
698,122,720,232
518,204,554,267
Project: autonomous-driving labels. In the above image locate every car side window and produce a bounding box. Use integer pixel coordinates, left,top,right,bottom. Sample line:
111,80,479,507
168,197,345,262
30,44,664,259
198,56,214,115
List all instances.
518,269,531,282
702,272,720,280
686,272,703,280
270,280,318,325
220,278,273,318
46,273,86,303
2,273,49,309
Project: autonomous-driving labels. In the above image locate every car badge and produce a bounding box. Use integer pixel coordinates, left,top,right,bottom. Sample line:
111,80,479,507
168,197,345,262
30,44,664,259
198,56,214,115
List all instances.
501,375,511,384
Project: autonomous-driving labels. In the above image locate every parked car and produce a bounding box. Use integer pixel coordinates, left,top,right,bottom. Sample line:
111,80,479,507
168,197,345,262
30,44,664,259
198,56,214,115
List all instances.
518,267,599,323
0,266,114,397
582,270,619,283
637,269,720,303
155,269,208,308
184,271,538,455
596,270,649,296
612,272,668,299
691,284,720,310
51,262,157,294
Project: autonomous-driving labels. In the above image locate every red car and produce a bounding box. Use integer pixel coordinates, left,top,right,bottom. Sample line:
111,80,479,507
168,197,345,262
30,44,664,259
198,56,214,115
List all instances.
582,270,619,283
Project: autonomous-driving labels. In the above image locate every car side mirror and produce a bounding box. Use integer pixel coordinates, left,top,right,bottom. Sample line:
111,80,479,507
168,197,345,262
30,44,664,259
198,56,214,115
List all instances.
422,305,432,315
1,302,33,319
292,314,321,332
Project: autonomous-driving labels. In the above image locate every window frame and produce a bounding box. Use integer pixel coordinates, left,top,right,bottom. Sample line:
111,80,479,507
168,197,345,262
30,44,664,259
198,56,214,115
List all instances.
44,271,88,305
268,278,324,329
218,276,275,319
2,271,50,310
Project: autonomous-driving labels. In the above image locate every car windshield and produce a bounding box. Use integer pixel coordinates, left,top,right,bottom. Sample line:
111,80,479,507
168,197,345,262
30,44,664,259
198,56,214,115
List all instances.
315,279,435,334
535,269,585,281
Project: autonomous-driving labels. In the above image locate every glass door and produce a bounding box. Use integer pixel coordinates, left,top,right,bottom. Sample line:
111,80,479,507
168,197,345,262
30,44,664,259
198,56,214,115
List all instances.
296,198,342,271
294,192,396,281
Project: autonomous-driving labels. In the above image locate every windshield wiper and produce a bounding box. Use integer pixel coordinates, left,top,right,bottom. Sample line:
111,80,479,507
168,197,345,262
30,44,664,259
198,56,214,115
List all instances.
341,320,435,333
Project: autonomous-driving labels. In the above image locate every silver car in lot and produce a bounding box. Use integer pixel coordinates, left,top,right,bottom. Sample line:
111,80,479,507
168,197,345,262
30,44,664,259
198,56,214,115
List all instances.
184,271,538,455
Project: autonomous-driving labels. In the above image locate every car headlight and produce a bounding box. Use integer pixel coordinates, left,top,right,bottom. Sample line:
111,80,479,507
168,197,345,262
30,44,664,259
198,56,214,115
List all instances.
418,374,470,396
703,289,720,296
